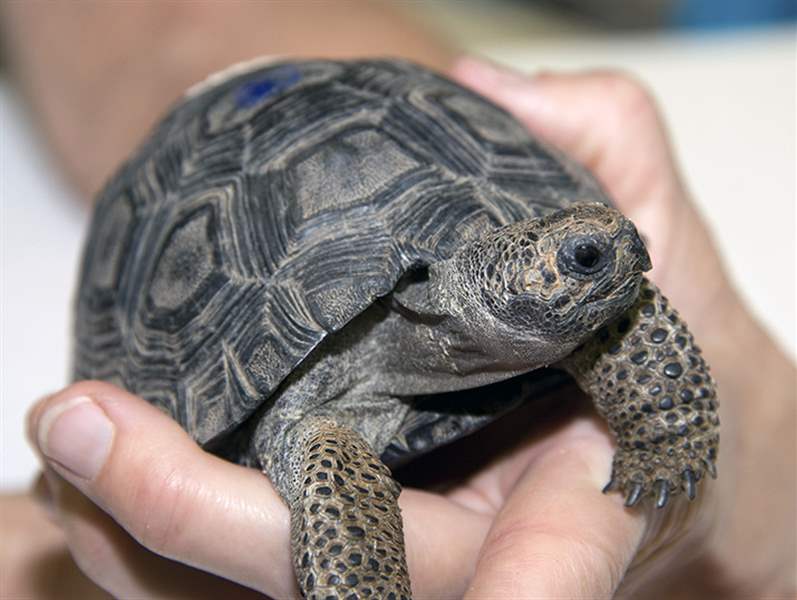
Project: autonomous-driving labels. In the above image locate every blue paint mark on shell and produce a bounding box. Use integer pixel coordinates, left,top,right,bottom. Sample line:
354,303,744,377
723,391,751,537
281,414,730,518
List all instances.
235,66,302,109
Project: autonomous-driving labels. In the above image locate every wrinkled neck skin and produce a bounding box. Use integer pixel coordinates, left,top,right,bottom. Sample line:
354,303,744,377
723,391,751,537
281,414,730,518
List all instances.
384,259,580,395
428,258,580,368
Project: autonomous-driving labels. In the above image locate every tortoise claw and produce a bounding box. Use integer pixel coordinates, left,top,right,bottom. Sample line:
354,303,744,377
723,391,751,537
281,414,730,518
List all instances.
602,478,617,494
654,479,670,509
624,482,644,507
703,458,717,479
683,468,697,500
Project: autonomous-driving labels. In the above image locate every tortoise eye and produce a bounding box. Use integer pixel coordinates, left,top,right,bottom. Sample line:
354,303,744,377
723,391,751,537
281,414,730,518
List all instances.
557,235,611,277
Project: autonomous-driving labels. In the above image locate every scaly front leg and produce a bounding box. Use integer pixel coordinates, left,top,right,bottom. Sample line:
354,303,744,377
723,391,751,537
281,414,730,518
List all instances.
561,278,719,507
286,418,411,599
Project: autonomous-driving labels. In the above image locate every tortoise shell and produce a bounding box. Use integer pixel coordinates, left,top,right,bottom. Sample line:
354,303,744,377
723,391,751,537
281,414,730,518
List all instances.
74,59,609,460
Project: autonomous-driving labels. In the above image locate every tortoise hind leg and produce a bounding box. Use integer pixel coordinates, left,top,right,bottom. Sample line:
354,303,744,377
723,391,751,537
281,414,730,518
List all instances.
289,417,411,599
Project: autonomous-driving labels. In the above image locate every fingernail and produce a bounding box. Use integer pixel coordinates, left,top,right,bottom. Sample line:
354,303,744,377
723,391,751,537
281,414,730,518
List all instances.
38,396,114,481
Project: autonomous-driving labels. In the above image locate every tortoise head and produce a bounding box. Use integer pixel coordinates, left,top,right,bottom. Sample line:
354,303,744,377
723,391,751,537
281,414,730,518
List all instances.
430,203,651,366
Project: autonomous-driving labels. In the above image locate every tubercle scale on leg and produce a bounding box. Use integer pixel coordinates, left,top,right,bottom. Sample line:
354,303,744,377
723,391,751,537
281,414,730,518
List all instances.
560,278,719,508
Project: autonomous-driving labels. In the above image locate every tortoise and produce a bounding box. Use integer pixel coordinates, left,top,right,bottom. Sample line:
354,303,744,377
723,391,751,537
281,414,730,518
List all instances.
74,58,719,598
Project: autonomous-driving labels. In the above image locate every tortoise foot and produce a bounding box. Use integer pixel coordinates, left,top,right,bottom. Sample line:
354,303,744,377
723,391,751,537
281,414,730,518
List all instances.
606,443,717,508
562,278,720,510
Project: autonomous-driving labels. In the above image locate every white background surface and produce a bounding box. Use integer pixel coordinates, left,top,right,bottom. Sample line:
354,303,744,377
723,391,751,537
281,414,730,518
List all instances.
1,26,795,491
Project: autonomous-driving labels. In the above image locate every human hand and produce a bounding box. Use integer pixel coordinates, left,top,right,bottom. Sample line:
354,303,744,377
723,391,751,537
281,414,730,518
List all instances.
27,380,644,599
24,61,795,600
449,58,796,598
26,380,495,598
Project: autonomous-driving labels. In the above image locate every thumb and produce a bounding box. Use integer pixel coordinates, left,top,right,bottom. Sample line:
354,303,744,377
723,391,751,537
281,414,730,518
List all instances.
464,418,647,599
27,381,297,598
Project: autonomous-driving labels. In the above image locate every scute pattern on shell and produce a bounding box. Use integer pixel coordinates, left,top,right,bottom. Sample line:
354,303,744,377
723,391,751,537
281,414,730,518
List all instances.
74,59,610,448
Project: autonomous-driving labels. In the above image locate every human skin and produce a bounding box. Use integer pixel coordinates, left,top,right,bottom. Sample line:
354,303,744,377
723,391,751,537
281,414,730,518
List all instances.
8,59,796,598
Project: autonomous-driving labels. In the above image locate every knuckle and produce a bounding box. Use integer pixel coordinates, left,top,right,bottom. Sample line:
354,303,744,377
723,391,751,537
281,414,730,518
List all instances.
478,518,534,563
478,520,625,597
123,459,199,558
592,70,659,122
477,519,561,574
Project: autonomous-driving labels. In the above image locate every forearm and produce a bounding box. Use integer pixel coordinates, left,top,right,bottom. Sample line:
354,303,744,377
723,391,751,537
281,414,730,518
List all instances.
0,1,453,199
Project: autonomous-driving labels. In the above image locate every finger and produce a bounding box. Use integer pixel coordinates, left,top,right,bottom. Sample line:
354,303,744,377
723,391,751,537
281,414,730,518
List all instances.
41,465,264,599
401,488,492,598
464,417,647,599
28,381,298,598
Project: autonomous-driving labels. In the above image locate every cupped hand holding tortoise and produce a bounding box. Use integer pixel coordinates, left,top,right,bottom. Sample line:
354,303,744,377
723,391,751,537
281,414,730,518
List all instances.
26,61,795,600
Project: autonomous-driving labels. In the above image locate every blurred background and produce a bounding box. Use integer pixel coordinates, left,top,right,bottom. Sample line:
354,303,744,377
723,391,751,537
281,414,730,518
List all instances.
1,0,795,491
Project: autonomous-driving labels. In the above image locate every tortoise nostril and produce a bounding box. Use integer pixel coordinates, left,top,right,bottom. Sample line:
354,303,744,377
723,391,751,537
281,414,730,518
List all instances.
574,244,601,269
